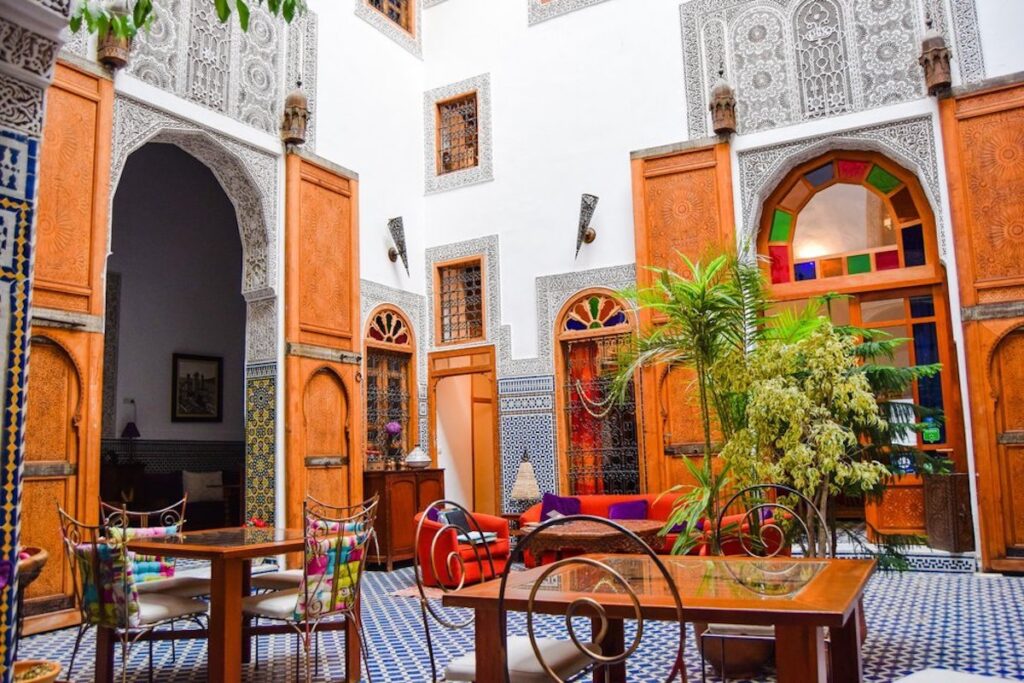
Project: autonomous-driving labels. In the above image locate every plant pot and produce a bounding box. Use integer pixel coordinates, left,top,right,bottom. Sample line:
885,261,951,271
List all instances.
97,32,132,70
694,622,774,679
12,660,61,683
923,473,975,553
15,547,48,592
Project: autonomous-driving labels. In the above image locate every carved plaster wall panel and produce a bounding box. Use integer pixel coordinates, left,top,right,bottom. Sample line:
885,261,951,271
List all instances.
0,72,45,136
425,234,501,348
423,73,494,194
737,114,949,258
681,0,936,138
111,95,279,297
354,0,422,58
527,0,614,25
0,17,58,84
423,0,449,6
950,0,985,85
127,0,318,144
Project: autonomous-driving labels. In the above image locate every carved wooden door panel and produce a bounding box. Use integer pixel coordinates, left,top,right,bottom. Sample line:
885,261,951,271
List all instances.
302,369,351,508
21,338,81,620
995,329,1024,554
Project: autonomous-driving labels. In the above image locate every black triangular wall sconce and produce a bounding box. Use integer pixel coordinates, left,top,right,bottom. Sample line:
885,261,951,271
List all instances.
387,217,409,276
576,193,599,258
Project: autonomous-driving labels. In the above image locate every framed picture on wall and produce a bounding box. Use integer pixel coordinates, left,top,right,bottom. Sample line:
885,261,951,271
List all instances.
172,353,223,422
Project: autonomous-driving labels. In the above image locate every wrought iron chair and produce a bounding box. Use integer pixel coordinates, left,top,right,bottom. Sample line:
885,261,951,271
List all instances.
241,496,379,683
59,505,208,683
499,514,687,682
699,484,829,682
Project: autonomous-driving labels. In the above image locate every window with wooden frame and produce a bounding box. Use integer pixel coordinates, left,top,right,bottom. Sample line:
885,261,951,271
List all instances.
367,0,413,31
436,92,479,175
365,307,416,465
436,258,484,344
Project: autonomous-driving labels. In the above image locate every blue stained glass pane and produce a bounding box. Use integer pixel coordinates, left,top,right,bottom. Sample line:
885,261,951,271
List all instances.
902,224,926,267
804,163,835,187
910,295,935,319
794,262,817,281
604,311,627,327
914,322,946,443
566,319,588,331
913,322,939,364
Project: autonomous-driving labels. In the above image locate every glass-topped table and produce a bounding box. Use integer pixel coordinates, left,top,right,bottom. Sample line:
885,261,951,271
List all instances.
444,553,875,683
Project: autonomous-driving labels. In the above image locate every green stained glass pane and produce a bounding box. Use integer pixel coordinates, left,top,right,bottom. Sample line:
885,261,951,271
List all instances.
866,165,901,194
589,322,602,329
847,253,872,275
770,210,792,242
589,296,600,319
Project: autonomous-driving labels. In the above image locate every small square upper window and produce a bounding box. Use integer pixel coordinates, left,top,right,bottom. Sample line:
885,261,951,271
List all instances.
436,93,479,175
368,0,412,31
437,259,484,343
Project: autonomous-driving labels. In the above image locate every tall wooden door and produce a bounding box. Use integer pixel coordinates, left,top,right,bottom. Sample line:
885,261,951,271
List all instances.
302,369,352,506
994,329,1024,555
471,372,497,514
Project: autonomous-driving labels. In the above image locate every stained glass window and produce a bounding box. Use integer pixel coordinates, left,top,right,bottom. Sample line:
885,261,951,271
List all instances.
365,307,414,466
563,294,629,333
764,156,930,285
368,309,411,346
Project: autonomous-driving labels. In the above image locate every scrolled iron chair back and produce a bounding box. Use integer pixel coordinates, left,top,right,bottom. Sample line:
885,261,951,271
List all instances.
499,514,686,683
100,496,188,532
414,499,502,681
298,494,379,623
714,484,831,559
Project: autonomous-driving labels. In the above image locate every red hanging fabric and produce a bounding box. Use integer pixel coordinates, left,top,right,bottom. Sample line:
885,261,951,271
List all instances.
568,341,603,494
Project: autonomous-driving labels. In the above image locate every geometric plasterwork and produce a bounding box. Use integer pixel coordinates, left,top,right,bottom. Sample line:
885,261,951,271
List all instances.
354,0,422,58
527,0,614,25
737,114,949,259
500,263,637,378
423,73,494,194
111,94,279,363
126,0,318,146
680,0,938,138
948,0,986,85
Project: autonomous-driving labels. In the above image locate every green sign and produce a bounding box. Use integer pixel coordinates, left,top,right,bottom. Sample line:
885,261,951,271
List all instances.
922,426,941,444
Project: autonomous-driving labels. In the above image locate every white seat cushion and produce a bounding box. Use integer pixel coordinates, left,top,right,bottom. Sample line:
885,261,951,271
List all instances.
250,569,303,591
241,589,299,621
137,593,207,625
444,636,598,682
897,671,1016,683
136,575,211,598
703,623,775,638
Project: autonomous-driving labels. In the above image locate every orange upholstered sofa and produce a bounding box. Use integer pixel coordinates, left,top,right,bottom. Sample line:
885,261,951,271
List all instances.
413,511,511,588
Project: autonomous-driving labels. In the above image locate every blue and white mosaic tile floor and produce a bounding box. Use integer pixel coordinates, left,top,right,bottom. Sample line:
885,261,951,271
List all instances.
17,567,1024,682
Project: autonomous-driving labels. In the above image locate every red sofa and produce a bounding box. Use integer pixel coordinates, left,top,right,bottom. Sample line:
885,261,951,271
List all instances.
413,511,511,588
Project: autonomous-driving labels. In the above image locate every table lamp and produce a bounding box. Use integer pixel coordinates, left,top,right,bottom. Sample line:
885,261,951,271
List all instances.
510,448,541,504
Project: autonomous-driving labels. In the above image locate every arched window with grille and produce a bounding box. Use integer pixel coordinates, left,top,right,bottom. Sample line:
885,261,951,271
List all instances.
555,291,640,495
364,306,417,466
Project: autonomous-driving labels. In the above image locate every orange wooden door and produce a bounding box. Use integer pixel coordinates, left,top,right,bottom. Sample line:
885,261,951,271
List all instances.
471,372,497,515
302,368,352,507
994,329,1024,554
21,338,80,617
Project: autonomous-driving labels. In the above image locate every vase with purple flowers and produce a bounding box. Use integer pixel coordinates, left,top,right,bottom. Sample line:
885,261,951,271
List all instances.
384,420,403,469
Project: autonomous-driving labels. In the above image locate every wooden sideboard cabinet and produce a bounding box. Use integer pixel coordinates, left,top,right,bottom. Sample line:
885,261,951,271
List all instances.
364,468,444,571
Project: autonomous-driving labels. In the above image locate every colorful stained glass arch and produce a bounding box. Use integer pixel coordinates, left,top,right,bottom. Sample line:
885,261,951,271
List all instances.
563,293,629,333
368,308,411,347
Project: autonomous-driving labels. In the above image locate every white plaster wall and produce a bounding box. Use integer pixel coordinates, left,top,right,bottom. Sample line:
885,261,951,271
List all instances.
975,0,1024,80
109,143,247,441
308,0,427,295
421,0,687,360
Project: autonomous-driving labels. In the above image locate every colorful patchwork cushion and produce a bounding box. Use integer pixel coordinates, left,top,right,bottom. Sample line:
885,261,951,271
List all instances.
294,524,371,620
107,525,179,583
73,542,140,629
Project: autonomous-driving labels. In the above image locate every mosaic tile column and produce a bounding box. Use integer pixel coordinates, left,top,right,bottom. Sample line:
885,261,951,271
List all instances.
0,1,65,677
244,362,277,525
498,376,557,513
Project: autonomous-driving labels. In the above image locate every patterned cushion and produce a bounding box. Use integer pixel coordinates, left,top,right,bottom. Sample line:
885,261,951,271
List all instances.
107,525,179,584
294,520,371,620
73,542,140,628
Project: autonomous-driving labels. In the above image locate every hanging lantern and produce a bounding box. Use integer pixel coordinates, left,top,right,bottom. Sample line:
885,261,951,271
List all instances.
919,18,952,96
281,81,309,147
96,0,132,71
709,68,737,136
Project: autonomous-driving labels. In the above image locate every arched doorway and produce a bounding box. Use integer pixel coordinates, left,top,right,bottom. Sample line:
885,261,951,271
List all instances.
759,150,966,527
991,328,1024,556
102,142,247,527
554,290,641,495
364,306,418,466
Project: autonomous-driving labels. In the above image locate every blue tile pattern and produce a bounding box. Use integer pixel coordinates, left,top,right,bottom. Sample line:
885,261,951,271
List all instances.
498,375,557,513
15,567,1024,681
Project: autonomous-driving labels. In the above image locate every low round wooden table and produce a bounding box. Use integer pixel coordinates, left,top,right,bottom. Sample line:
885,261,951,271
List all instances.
521,519,664,556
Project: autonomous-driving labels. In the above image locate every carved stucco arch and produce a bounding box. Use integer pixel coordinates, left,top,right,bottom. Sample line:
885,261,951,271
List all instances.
110,94,280,363
738,116,949,265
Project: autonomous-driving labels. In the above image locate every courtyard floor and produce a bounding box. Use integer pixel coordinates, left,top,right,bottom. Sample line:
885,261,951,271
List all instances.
16,564,1024,682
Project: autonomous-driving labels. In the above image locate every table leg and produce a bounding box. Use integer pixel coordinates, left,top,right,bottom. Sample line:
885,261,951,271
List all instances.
345,601,362,683
209,557,244,683
830,605,865,683
775,625,827,683
241,559,252,664
95,625,115,683
474,606,506,682
592,617,625,683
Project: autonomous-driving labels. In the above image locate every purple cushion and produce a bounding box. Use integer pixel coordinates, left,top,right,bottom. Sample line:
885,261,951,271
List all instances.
425,507,440,523
608,500,648,521
540,493,580,520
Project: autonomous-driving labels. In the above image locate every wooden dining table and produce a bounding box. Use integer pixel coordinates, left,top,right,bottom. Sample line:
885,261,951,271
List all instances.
94,526,361,683
443,553,875,683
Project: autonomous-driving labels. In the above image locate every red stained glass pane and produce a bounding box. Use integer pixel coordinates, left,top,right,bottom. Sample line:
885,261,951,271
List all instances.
875,250,900,271
769,246,791,283
599,297,616,321
369,328,384,341
837,160,870,181
394,333,409,345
